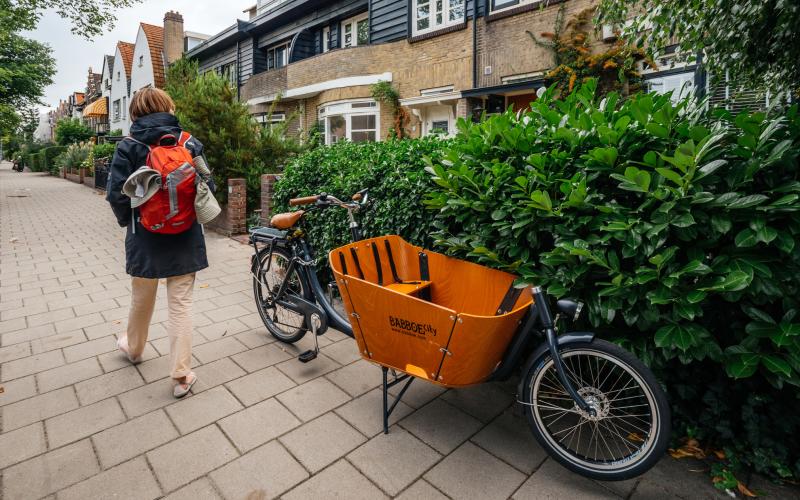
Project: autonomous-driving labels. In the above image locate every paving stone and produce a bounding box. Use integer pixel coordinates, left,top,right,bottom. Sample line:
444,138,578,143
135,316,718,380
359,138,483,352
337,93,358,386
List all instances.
30,330,86,354
72,298,119,317
233,329,272,348
137,353,199,383
92,410,179,469
209,440,309,500
45,294,92,312
336,387,414,437
630,456,725,500
0,375,36,407
74,365,144,405
0,317,26,335
349,427,442,496
2,386,78,432
2,439,100,499
54,312,105,334
388,377,447,409
1,323,56,346
513,459,618,499
45,398,126,448
230,343,293,372
192,336,248,364
97,342,158,372
83,319,127,340
147,425,239,493
62,335,117,363
399,399,483,454
191,356,246,393
320,339,362,365
471,409,548,474
326,358,382,397
225,366,296,406
0,342,31,363
163,478,222,500
280,412,366,473
1,302,48,321
276,352,341,384
218,397,300,452
197,318,248,341
440,382,515,423
0,422,46,469
37,357,104,393
57,456,161,500
277,376,351,422
425,441,526,500
1,349,64,381
166,386,243,435
396,479,449,500
117,378,177,418
283,459,388,500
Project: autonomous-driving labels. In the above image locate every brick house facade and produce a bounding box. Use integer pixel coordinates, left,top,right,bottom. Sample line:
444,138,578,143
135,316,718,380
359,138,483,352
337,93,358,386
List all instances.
188,0,709,144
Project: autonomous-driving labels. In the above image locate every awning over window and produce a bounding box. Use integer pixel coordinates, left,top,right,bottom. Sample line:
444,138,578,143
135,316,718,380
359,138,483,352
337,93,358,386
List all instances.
83,97,107,118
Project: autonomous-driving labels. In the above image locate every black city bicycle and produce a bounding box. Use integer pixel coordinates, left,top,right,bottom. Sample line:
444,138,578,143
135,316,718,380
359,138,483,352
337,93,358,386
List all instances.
249,189,670,481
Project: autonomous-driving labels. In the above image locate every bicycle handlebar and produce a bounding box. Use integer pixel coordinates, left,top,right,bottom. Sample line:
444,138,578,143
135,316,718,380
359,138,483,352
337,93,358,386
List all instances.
289,195,319,206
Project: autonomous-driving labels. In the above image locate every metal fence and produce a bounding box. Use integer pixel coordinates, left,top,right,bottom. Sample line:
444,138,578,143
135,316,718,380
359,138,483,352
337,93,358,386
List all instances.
94,159,109,191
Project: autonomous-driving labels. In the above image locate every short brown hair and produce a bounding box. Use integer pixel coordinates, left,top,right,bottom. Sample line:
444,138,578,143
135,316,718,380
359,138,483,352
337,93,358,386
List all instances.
129,87,175,121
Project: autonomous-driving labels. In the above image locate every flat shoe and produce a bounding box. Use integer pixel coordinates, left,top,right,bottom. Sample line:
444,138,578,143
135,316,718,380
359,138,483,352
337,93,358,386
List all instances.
116,336,142,364
173,372,197,398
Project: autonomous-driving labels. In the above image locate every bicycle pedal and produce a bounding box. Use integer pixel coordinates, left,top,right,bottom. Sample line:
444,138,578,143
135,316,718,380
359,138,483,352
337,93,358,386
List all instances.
298,350,318,363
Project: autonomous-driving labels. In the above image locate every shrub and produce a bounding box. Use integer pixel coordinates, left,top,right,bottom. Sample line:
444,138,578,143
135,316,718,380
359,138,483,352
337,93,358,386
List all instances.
41,146,66,172
425,81,800,479
55,118,93,145
56,142,91,174
166,58,303,211
92,142,116,160
107,128,122,137
27,152,39,171
273,137,447,264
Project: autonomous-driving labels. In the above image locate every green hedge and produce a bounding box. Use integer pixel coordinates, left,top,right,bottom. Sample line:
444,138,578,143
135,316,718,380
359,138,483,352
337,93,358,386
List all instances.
273,136,447,262
42,146,66,173
426,82,800,479
276,82,800,481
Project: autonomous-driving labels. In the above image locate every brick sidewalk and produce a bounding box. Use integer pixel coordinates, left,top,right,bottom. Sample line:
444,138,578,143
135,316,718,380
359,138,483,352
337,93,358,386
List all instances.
0,163,767,499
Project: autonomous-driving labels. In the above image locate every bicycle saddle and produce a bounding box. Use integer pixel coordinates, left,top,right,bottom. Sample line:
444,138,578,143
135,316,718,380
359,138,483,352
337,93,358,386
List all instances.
270,210,305,229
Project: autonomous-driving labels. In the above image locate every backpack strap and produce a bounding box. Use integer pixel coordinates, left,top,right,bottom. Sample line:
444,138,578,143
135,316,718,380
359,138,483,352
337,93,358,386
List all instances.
124,136,151,152
178,131,196,151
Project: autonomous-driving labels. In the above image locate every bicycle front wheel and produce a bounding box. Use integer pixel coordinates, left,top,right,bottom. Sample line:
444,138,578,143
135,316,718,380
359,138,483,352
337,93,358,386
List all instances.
521,339,670,481
252,246,309,343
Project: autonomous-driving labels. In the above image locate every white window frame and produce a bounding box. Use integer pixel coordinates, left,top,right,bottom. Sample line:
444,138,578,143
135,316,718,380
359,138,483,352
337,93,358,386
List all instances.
113,99,121,121
255,112,286,126
322,26,331,52
317,100,380,145
122,96,127,120
341,12,369,48
138,55,144,67
412,0,465,36
490,0,538,13
266,42,289,70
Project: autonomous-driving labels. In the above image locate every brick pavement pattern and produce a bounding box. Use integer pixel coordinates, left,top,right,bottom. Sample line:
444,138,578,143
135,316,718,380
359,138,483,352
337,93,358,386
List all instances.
0,165,759,499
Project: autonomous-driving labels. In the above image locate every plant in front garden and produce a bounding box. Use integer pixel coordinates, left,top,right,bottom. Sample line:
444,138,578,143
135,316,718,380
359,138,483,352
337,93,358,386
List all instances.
426,80,800,480
54,118,93,145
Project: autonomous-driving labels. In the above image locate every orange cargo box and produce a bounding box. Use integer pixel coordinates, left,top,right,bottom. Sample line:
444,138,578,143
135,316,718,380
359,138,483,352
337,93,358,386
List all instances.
329,235,532,387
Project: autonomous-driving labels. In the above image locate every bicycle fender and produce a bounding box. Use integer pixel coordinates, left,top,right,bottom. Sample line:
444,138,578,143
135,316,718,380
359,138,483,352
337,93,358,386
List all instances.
516,332,595,396
276,295,329,336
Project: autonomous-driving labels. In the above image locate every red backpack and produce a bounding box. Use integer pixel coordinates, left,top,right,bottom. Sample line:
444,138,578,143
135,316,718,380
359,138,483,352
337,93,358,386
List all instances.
129,131,198,234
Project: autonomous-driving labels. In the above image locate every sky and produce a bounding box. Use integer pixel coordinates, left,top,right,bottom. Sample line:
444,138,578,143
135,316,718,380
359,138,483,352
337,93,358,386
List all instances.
27,1,254,114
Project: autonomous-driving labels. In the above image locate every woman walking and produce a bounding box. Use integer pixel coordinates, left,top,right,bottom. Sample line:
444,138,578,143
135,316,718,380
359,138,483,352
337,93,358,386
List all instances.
106,88,209,398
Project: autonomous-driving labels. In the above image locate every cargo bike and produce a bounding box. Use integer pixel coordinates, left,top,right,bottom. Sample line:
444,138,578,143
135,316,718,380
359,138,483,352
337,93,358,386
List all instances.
249,189,670,481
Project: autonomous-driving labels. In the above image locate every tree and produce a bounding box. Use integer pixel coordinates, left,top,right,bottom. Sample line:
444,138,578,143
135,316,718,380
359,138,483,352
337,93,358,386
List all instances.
55,118,92,145
2,0,144,39
597,0,800,95
0,29,55,136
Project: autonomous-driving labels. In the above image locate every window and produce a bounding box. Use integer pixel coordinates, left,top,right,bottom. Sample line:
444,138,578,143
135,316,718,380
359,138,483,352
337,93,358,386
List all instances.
113,99,120,121
318,100,379,145
219,62,237,87
322,26,331,52
647,72,695,104
122,96,127,119
413,0,464,35
341,13,368,47
266,43,289,70
116,71,120,81
491,0,536,12
138,55,144,67
256,112,286,128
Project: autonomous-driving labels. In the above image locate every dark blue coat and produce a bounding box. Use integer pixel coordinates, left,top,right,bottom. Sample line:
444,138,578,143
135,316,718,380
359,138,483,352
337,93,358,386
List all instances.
106,113,210,279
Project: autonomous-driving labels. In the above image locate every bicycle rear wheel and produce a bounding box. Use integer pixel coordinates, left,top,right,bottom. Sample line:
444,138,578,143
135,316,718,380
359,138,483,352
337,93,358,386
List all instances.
521,339,670,480
252,246,309,343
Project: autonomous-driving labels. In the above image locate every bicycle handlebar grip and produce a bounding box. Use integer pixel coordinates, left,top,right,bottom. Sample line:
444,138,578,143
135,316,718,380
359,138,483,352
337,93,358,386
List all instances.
289,195,319,206
352,193,363,201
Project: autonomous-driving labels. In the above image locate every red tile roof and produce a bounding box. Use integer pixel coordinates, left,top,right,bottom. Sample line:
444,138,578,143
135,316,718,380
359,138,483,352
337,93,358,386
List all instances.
117,41,135,77
140,23,166,89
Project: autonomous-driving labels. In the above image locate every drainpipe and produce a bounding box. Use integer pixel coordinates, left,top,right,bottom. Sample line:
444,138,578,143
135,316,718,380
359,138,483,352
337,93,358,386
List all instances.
472,7,478,89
